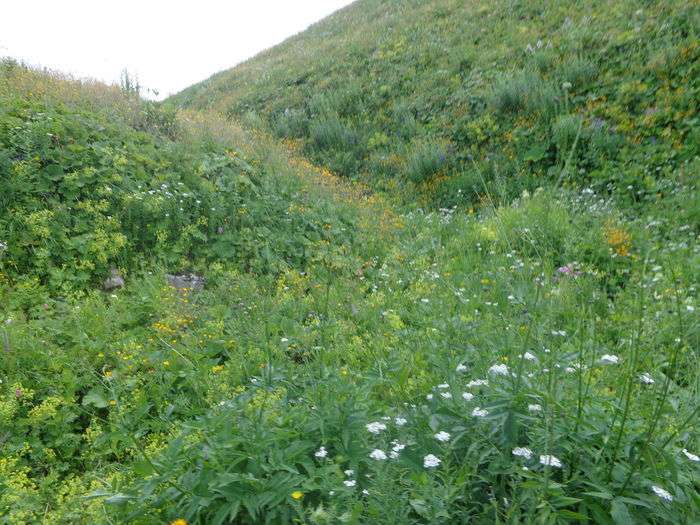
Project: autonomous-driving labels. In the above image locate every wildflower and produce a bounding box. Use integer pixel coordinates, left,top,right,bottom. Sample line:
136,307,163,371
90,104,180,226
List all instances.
434,431,451,442
391,441,406,452
170,520,187,525
489,364,509,376
467,379,488,388
682,449,699,462
528,404,542,413
344,469,354,476
522,352,537,361
599,354,619,365
462,392,474,401
291,491,304,500
651,485,673,502
344,479,356,487
314,446,328,458
366,421,387,434
395,417,407,426
423,454,441,468
456,363,468,373
539,455,563,468
472,407,489,417
440,391,452,399
687,305,695,312
369,449,387,461
437,383,450,389
639,372,655,384
426,393,434,400
562,81,573,90
362,489,370,495
512,447,533,459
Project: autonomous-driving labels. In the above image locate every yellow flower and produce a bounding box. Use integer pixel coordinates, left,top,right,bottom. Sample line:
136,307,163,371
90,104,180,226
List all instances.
163,360,170,367
291,491,304,500
211,365,225,374
170,519,187,525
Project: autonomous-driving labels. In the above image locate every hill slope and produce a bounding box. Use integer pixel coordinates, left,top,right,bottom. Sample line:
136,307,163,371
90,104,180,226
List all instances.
171,0,699,205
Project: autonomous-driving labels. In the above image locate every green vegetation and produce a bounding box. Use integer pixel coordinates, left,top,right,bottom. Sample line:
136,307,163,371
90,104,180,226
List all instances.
1,0,699,523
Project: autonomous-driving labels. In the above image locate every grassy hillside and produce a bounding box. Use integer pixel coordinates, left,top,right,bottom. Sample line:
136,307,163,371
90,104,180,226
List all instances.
172,0,699,206
1,0,699,522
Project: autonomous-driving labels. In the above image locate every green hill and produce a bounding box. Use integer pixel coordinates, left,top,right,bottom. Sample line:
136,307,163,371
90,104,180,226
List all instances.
171,0,699,206
0,0,699,522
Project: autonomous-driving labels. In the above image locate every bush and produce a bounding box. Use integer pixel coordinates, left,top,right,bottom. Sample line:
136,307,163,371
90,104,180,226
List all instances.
490,70,560,118
405,142,447,184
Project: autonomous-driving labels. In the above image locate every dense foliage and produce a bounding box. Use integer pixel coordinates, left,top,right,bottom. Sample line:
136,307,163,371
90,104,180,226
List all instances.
0,0,699,523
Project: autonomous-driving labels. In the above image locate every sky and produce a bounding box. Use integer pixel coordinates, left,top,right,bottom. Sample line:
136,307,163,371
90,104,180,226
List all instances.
0,0,355,99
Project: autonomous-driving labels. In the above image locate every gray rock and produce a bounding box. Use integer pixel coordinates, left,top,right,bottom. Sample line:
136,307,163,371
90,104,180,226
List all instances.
103,268,125,290
166,273,205,291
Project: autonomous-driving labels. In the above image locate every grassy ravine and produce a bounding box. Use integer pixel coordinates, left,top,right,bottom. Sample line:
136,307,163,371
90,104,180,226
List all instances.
0,3,698,524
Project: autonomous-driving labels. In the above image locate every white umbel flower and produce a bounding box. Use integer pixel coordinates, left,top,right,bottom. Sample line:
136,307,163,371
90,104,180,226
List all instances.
434,431,451,442
314,446,328,458
423,454,441,468
651,485,673,502
440,391,452,399
467,379,488,388
539,455,563,468
639,373,654,384
472,407,489,417
489,363,510,376
528,404,542,413
512,447,533,459
599,354,620,364
366,421,387,434
395,417,407,426
456,363,468,373
462,392,474,401
369,449,387,461
343,479,356,487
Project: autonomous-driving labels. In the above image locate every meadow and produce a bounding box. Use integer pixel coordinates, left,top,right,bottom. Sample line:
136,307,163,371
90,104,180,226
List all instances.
0,0,699,523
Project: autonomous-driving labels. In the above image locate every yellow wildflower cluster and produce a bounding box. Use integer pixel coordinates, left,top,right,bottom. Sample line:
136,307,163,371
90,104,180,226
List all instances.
604,221,632,256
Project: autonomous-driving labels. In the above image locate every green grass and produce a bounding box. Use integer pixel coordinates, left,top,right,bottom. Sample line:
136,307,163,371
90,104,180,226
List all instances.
0,0,699,522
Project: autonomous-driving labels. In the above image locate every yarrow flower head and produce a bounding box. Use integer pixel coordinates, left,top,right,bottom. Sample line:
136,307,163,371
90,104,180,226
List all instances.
522,352,537,361
423,454,441,468
366,421,387,434
314,446,328,458
651,485,673,502
467,379,488,388
437,383,450,389
440,391,452,399
472,407,489,417
539,455,563,468
456,363,468,373
395,417,407,426
512,447,533,459
489,363,510,376
344,469,354,476
434,431,451,442
343,479,356,487
462,392,474,401
528,404,542,413
639,372,654,384
599,354,620,365
369,449,387,461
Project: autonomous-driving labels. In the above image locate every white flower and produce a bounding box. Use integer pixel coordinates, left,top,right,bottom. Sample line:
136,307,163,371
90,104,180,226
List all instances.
467,379,488,388
369,449,387,461
687,305,695,312
423,454,441,468
440,391,452,399
395,417,407,426
489,364,510,376
456,363,468,373
314,446,328,458
344,479,356,487
562,81,573,90
437,383,450,389
426,393,434,400
391,440,406,452
599,354,619,364
362,489,370,495
651,485,673,502
462,392,474,401
344,469,354,476
639,373,654,384
389,451,400,459
522,352,537,361
682,449,699,462
512,447,533,459
472,407,489,417
366,421,387,434
539,455,563,468
434,431,451,442
528,404,542,413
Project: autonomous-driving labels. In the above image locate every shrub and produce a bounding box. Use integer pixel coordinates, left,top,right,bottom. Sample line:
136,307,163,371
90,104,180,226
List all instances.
405,141,447,184
490,70,560,118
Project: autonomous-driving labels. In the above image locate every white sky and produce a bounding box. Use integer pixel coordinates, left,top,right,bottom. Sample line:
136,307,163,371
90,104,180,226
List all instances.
0,1,354,99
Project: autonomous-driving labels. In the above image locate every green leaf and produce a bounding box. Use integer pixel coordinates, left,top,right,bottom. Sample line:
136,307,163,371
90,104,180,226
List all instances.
82,388,109,408
611,499,633,525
